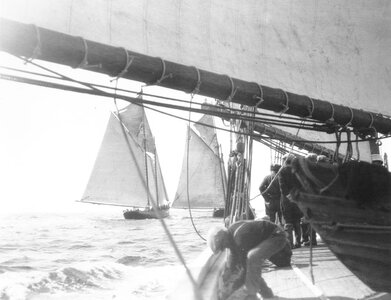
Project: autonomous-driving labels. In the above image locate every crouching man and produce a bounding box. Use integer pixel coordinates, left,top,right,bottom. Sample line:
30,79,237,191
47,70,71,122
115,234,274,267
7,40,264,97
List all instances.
207,219,292,300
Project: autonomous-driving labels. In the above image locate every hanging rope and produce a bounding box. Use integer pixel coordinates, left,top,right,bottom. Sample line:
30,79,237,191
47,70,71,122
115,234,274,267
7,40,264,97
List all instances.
140,93,151,207
185,92,206,241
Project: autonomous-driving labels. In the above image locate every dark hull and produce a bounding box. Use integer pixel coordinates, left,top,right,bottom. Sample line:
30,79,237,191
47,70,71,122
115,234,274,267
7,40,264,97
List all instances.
123,207,170,220
289,158,391,292
212,208,225,218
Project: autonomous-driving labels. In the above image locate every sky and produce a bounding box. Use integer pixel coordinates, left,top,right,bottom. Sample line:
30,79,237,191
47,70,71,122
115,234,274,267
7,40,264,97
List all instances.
1,53,390,215
0,53,273,214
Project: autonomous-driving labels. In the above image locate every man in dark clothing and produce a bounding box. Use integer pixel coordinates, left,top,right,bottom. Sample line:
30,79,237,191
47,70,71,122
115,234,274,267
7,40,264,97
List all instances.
207,219,292,300
259,164,282,224
278,154,303,248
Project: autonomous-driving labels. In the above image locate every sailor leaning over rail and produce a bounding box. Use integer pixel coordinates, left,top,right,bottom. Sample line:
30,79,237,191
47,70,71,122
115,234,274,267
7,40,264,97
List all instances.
207,218,292,300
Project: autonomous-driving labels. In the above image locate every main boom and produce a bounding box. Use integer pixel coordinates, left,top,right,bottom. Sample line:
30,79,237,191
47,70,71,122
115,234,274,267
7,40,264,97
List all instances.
1,18,390,135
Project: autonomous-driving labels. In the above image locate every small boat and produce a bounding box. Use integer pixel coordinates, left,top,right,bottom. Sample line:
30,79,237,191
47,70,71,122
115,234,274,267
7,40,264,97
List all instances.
172,114,227,217
81,102,170,220
287,156,391,292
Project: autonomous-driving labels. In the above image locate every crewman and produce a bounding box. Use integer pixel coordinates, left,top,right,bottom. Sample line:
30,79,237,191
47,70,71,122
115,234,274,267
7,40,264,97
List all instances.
259,164,283,224
207,219,292,300
278,154,303,248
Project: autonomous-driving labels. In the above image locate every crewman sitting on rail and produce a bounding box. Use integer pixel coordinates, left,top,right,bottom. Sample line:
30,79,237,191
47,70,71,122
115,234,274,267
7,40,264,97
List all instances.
207,219,292,300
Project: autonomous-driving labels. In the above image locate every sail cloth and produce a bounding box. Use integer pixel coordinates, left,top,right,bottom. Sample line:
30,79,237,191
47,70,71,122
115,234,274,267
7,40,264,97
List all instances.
81,104,168,208
173,116,226,209
2,1,391,116
2,1,389,159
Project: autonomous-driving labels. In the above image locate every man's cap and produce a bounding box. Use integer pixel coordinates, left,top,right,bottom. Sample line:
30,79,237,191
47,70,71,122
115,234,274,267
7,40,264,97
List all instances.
270,164,281,172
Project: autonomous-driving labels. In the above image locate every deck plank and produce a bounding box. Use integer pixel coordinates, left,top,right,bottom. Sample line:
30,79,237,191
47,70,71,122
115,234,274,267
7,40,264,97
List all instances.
262,242,390,300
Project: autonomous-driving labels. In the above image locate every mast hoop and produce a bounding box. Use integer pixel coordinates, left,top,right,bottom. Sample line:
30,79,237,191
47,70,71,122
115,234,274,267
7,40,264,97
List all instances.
26,24,42,63
254,83,264,108
74,37,89,69
225,75,237,102
111,48,134,81
190,66,201,95
278,89,290,115
306,96,315,118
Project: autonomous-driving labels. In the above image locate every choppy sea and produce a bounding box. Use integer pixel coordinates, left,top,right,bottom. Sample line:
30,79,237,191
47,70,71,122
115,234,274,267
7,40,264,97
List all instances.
0,209,223,300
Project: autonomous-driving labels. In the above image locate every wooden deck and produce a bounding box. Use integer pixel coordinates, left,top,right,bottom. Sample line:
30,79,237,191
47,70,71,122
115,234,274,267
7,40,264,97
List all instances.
168,242,391,300
259,242,391,300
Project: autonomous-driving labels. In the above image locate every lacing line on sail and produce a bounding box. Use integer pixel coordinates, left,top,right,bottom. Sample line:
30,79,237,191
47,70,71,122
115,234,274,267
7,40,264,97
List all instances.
147,57,173,86
328,102,335,121
306,97,315,118
345,106,354,127
111,47,134,81
190,66,201,95
279,89,290,115
74,37,89,69
254,83,264,107
225,75,237,102
25,24,42,63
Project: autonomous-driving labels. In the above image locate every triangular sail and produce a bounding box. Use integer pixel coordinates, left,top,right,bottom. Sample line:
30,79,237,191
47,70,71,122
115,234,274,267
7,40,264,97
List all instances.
81,104,168,207
173,122,225,209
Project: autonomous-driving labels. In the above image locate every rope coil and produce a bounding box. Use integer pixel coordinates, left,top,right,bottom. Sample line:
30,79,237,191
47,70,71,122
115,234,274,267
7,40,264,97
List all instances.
111,47,134,81
279,89,290,115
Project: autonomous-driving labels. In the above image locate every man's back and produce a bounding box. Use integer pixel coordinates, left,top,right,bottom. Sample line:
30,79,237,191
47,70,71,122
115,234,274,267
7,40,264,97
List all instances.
259,174,281,202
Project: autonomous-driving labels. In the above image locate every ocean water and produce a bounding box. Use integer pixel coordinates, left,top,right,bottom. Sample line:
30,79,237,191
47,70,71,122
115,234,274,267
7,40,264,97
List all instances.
0,210,223,300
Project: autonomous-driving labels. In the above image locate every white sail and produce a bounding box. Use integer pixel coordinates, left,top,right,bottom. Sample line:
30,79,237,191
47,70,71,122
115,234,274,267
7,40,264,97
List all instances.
173,116,225,209
81,104,168,207
2,1,390,116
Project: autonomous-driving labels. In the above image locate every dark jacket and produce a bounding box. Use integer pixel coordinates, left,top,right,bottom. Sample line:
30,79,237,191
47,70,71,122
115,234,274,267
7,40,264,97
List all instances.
226,220,290,269
278,166,303,222
259,174,281,210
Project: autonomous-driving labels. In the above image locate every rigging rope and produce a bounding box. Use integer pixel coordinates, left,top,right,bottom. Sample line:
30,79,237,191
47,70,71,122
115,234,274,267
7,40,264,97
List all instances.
184,89,206,241
4,67,389,148
15,55,204,300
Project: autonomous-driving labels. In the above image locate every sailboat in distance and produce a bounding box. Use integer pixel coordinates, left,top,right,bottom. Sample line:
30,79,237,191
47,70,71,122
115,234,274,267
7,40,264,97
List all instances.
81,102,170,219
173,114,226,217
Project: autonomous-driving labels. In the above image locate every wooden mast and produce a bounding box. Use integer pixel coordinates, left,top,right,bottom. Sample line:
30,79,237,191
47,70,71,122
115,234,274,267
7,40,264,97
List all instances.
1,18,391,135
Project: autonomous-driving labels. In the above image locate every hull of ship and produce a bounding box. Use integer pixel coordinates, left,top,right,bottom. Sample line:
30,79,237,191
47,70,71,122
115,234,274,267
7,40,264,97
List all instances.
212,208,225,218
123,207,170,220
290,158,391,292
